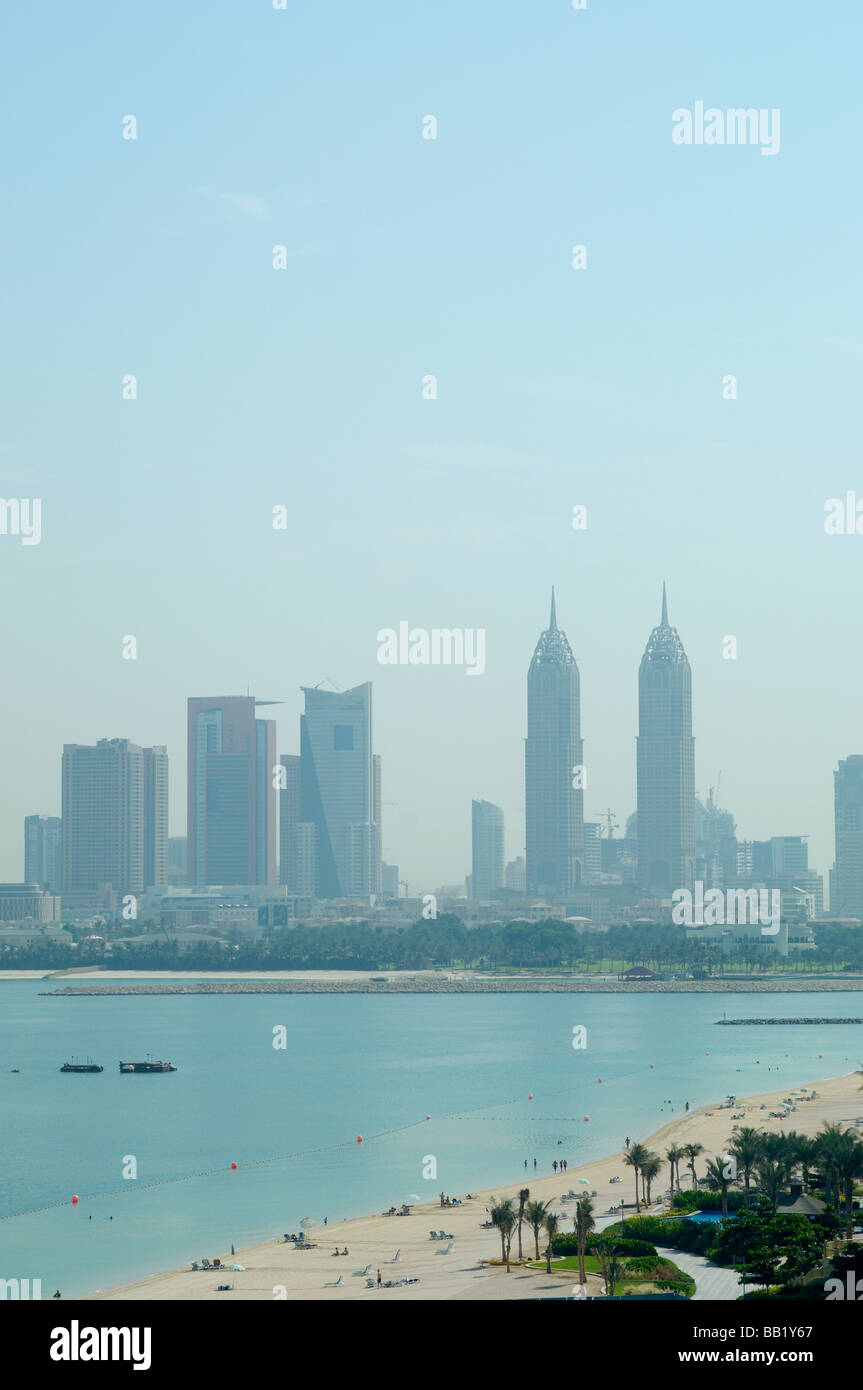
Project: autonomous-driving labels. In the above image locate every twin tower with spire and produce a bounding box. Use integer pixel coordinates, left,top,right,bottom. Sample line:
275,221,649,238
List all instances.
525,586,695,899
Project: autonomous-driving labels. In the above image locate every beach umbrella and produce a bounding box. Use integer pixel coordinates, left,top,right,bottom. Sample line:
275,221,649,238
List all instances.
299,1217,315,1229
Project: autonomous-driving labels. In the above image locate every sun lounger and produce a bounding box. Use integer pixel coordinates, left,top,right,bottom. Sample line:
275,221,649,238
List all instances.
352,1264,372,1276
324,1276,344,1288
435,1243,453,1255
191,1262,200,1270
201,1258,212,1269
216,1283,233,1291
365,1278,376,1288
386,1250,401,1262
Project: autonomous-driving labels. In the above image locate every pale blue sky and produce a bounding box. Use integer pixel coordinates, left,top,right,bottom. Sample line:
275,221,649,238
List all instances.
1,1,861,888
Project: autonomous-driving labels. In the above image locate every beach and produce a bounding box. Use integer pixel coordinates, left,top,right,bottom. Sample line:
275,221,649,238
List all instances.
84,1070,862,1301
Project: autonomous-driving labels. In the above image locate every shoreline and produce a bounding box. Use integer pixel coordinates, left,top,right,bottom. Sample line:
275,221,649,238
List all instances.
85,1069,862,1301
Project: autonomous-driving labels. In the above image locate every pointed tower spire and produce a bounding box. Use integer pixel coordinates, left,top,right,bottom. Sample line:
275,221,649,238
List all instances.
549,586,557,630
661,581,668,627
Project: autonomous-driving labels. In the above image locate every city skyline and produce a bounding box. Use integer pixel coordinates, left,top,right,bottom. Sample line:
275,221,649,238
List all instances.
13,588,860,898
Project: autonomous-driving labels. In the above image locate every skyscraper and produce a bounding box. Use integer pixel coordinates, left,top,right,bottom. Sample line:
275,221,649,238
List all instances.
299,682,380,898
471,799,504,900
24,815,62,892
831,755,863,918
62,739,167,894
636,584,695,892
187,697,277,886
525,589,584,897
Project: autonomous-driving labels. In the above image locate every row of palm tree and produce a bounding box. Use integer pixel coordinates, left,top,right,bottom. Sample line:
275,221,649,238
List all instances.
491,1190,595,1278
624,1141,702,1210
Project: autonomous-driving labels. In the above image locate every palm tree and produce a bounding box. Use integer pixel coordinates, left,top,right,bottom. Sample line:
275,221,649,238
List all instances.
703,1155,733,1221
830,1131,863,1238
624,1140,650,1211
684,1142,704,1192
728,1127,763,1191
665,1144,685,1195
756,1159,785,1208
515,1187,530,1261
543,1210,561,1275
525,1199,550,1260
642,1154,663,1206
574,1195,594,1288
818,1124,847,1211
788,1134,819,1194
491,1198,516,1271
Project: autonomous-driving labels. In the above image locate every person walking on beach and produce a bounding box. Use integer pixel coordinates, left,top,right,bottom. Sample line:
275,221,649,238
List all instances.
553,1160,558,1173
685,1102,689,1113
533,1158,537,1169
377,1269,382,1289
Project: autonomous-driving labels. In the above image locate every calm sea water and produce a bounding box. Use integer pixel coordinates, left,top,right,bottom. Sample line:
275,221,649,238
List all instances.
1,979,861,1296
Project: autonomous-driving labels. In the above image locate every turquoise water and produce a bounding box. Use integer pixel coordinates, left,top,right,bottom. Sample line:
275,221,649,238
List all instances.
0,980,860,1296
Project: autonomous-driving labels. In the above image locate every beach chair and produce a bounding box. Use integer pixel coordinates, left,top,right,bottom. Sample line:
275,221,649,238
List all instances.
352,1264,372,1276
435,1243,453,1255
201,1258,212,1269
212,1259,221,1269
429,1230,439,1239
365,1278,375,1288
191,1262,200,1271
386,1250,401,1263
324,1275,343,1288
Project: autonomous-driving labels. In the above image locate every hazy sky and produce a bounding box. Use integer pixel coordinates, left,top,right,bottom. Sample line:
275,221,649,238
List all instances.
1,0,861,892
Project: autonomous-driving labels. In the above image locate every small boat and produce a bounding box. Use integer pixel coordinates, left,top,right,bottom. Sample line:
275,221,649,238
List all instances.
10,1068,20,1073
119,1059,177,1073
60,1060,103,1073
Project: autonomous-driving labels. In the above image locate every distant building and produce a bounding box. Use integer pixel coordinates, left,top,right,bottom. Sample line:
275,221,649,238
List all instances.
525,589,584,897
505,856,526,893
471,800,504,900
381,863,400,898
24,815,62,893
583,822,602,884
167,837,187,887
187,696,277,887
62,739,167,895
636,585,695,893
298,682,380,898
831,755,863,918
0,883,60,924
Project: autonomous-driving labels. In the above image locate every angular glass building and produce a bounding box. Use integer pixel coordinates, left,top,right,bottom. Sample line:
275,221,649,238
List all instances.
525,590,584,897
636,585,695,893
299,682,380,898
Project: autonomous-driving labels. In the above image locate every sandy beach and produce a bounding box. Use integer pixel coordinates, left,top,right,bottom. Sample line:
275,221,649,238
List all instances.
85,1070,863,1301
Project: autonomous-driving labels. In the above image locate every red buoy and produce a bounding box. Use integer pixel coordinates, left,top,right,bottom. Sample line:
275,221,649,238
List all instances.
583,1115,589,1123
231,1162,237,1170
650,1064,654,1069
357,1135,363,1143
426,1115,431,1120
597,1078,602,1084
72,1195,79,1205
528,1094,533,1100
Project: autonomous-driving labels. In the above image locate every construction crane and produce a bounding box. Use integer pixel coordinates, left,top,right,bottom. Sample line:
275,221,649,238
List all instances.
594,809,619,838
